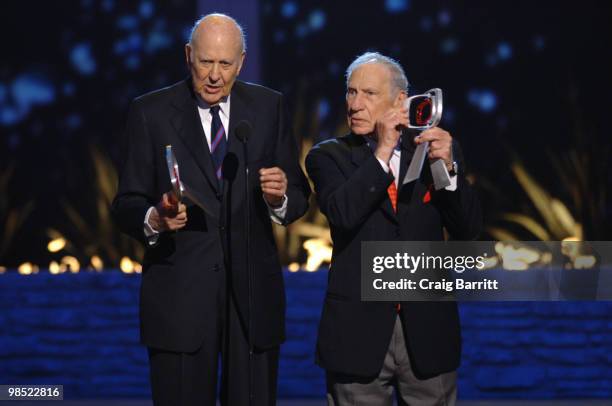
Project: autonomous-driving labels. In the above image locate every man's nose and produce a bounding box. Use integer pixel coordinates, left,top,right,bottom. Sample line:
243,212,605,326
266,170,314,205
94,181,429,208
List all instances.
209,64,220,82
349,93,364,111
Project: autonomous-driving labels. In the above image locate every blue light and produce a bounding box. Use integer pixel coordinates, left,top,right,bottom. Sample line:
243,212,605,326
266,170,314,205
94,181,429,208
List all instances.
443,108,456,124
385,0,410,14
309,10,326,31
128,33,142,49
440,38,458,54
438,10,451,26
70,43,97,75
65,114,82,130
274,30,286,44
145,31,172,54
317,99,330,120
485,53,498,67
533,35,545,50
0,76,53,126
497,42,512,60
1,107,21,126
139,1,154,19
295,23,308,38
328,61,340,75
467,89,497,113
117,15,139,31
12,74,55,108
182,25,192,42
101,0,114,12
115,33,143,56
125,55,141,70
420,16,433,32
114,40,127,55
281,1,298,18
63,83,76,96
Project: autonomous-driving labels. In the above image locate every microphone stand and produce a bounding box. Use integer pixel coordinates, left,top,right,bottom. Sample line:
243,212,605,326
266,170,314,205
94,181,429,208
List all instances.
236,123,254,405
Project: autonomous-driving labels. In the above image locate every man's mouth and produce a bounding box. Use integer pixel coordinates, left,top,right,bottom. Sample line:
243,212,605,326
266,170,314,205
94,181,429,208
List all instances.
205,85,222,93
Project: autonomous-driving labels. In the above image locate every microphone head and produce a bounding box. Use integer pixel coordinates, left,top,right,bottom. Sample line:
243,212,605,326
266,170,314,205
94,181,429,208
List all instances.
235,120,252,143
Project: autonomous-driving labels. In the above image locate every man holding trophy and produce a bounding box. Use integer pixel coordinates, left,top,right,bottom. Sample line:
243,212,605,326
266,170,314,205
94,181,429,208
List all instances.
306,52,482,405
112,13,310,406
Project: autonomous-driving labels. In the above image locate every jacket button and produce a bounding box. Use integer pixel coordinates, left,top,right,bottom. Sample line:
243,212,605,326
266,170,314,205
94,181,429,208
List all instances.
369,186,376,192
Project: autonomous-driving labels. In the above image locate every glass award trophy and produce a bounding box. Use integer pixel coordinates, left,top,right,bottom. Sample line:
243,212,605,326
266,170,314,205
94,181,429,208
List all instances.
165,145,214,217
402,88,452,190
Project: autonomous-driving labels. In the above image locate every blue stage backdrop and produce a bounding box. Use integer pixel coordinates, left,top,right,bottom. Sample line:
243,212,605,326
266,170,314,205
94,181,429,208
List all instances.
1,270,611,400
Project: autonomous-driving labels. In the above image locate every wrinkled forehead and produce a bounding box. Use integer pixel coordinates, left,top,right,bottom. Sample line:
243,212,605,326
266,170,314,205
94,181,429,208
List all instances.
347,63,392,90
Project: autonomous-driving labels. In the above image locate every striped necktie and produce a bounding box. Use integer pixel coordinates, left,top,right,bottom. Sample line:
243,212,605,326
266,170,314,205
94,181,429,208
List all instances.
209,105,227,185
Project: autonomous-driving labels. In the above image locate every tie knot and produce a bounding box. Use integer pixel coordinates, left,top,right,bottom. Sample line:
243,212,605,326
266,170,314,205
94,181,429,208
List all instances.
210,105,221,117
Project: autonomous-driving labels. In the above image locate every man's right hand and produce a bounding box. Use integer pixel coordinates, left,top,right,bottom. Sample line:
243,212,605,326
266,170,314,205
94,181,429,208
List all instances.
374,106,408,164
148,192,187,232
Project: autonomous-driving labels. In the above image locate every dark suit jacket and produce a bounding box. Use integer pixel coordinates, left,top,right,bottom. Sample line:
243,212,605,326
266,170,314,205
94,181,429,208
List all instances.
305,132,481,379
112,79,310,352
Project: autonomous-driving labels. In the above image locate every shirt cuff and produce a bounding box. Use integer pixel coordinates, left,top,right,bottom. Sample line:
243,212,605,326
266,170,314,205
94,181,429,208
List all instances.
144,206,160,245
265,194,288,225
444,175,458,191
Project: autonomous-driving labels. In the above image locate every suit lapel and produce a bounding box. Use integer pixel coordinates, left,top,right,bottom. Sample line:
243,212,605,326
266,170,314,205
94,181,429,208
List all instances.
349,134,371,167
170,80,220,195
349,134,398,223
226,82,255,177
228,82,255,147
225,83,256,211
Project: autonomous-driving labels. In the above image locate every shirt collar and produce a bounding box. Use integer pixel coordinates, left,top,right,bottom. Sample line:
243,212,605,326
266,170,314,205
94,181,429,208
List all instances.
196,94,231,117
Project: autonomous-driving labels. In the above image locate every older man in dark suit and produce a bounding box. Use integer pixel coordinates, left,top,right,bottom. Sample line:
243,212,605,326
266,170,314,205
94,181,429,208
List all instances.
112,13,310,406
306,52,481,405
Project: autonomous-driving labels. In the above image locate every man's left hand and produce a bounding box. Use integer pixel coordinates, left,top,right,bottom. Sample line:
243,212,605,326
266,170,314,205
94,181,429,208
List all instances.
260,167,287,207
415,127,453,170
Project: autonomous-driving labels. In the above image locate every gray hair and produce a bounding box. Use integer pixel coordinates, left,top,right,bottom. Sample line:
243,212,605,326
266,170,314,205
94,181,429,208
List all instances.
189,13,247,52
345,52,409,95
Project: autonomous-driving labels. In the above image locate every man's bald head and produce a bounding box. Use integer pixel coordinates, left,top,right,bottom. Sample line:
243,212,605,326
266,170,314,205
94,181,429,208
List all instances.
185,14,246,105
189,13,246,53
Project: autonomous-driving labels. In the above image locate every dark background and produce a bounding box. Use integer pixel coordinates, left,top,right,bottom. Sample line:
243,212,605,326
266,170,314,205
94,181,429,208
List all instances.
1,0,611,266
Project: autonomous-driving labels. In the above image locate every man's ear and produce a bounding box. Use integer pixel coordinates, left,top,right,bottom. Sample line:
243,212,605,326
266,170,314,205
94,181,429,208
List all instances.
184,43,192,67
236,51,246,75
394,90,407,107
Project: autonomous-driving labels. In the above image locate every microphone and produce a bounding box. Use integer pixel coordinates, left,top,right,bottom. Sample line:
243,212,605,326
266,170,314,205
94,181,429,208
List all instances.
235,120,252,143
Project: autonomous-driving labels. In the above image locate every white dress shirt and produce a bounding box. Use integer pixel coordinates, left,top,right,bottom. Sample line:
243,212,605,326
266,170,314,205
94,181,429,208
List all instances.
375,145,457,190
197,95,231,150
